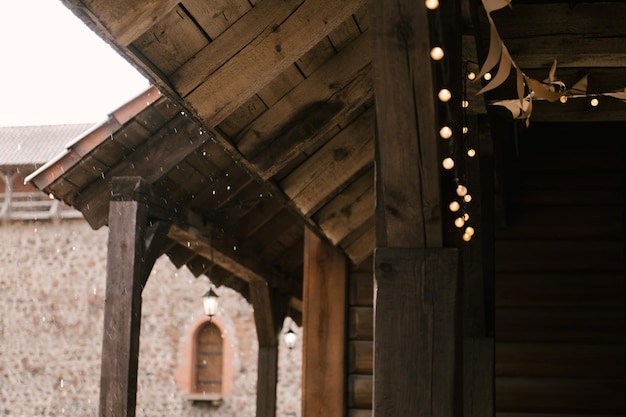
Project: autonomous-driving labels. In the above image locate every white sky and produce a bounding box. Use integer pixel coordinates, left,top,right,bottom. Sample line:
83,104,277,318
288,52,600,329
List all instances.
0,0,150,127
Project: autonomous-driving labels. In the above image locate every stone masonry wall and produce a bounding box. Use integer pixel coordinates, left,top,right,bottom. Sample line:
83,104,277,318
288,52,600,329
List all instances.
0,219,301,417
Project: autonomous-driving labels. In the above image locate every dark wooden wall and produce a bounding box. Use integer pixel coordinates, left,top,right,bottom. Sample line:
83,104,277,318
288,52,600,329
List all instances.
494,122,626,416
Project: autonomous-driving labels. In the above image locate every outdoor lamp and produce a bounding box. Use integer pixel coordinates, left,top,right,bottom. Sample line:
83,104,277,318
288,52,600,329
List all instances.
284,328,297,350
202,288,219,318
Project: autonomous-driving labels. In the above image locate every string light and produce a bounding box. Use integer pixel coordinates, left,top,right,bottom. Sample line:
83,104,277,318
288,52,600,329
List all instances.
462,232,472,242
456,184,468,197
442,157,455,170
438,88,452,102
559,95,568,104
590,98,599,107
462,126,469,134
425,0,439,10
449,201,461,212
462,100,469,108
440,126,452,139
483,72,492,81
454,217,465,228
463,194,472,203
467,148,476,157
430,47,444,61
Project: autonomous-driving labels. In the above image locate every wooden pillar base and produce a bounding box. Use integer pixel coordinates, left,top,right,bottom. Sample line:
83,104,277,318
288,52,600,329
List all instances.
374,247,459,417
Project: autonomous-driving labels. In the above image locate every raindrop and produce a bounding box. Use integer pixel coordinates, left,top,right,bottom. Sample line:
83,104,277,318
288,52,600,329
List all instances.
259,193,263,197
60,379,64,388
101,172,105,179
174,127,178,133
42,316,46,322
17,143,22,151
212,190,216,195
226,185,231,191
180,111,186,116
93,287,97,295
187,241,190,247
233,245,237,251
202,150,207,156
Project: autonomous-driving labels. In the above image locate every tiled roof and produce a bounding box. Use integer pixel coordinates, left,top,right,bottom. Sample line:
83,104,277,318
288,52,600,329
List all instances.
0,124,94,166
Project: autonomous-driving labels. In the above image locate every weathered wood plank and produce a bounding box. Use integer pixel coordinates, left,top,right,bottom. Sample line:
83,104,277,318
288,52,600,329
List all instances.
349,340,373,374
464,338,494,417
249,281,278,346
296,37,336,77
495,308,624,343
257,345,279,417
185,0,366,127
281,107,374,215
349,375,373,409
182,0,251,40
70,0,179,46
370,0,443,247
131,5,208,76
171,0,304,96
374,248,459,417
239,35,373,180
491,3,626,68
495,273,624,308
496,343,625,379
495,241,624,273
496,377,626,414
342,218,375,266
349,272,373,307
349,307,373,341
302,228,347,417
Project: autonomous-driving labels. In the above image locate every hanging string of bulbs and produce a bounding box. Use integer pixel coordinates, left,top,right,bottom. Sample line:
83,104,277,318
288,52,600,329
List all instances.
425,0,477,243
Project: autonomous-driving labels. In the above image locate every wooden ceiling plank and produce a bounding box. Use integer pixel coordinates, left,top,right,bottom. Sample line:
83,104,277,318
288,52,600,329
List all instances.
74,0,179,46
218,95,268,138
256,65,305,108
236,32,372,173
131,4,209,76
281,106,375,216
182,0,251,40
74,116,211,228
295,38,336,77
170,0,305,96
328,15,361,52
314,166,374,245
184,0,367,128
490,3,626,69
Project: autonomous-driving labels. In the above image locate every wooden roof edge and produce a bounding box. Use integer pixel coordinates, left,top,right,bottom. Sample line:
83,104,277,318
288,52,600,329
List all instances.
25,86,162,192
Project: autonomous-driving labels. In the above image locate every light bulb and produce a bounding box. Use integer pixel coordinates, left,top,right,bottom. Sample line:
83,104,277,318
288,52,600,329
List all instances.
425,0,439,9
590,98,599,107
559,95,568,104
430,47,444,61
467,71,476,81
462,126,469,134
462,100,469,108
438,88,451,102
462,233,472,242
442,157,455,170
467,148,476,157
483,72,492,81
449,201,460,212
463,212,470,221
440,126,452,139
465,226,475,236
464,194,472,203
456,184,467,197
454,217,465,228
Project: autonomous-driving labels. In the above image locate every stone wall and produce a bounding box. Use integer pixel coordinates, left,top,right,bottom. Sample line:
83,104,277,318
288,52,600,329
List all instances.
0,219,301,417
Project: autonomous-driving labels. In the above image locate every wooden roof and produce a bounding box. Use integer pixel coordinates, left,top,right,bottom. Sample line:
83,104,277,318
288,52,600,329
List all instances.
26,0,626,314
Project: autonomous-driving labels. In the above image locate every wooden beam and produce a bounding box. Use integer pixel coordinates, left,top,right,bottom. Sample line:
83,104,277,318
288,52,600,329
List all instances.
370,0,442,248
302,228,347,417
249,281,284,417
464,338,494,417
490,3,626,69
99,177,151,417
185,0,366,127
374,248,459,417
167,225,292,289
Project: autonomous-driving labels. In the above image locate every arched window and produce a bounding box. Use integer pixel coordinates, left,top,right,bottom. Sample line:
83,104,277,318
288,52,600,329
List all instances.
175,316,235,402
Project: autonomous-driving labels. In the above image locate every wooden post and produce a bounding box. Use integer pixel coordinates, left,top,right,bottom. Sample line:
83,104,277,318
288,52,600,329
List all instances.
250,281,282,417
369,0,462,416
302,229,347,417
99,177,152,417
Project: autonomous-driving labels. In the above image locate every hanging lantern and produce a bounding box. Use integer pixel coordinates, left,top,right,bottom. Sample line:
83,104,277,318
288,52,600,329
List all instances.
202,288,219,318
284,328,297,350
